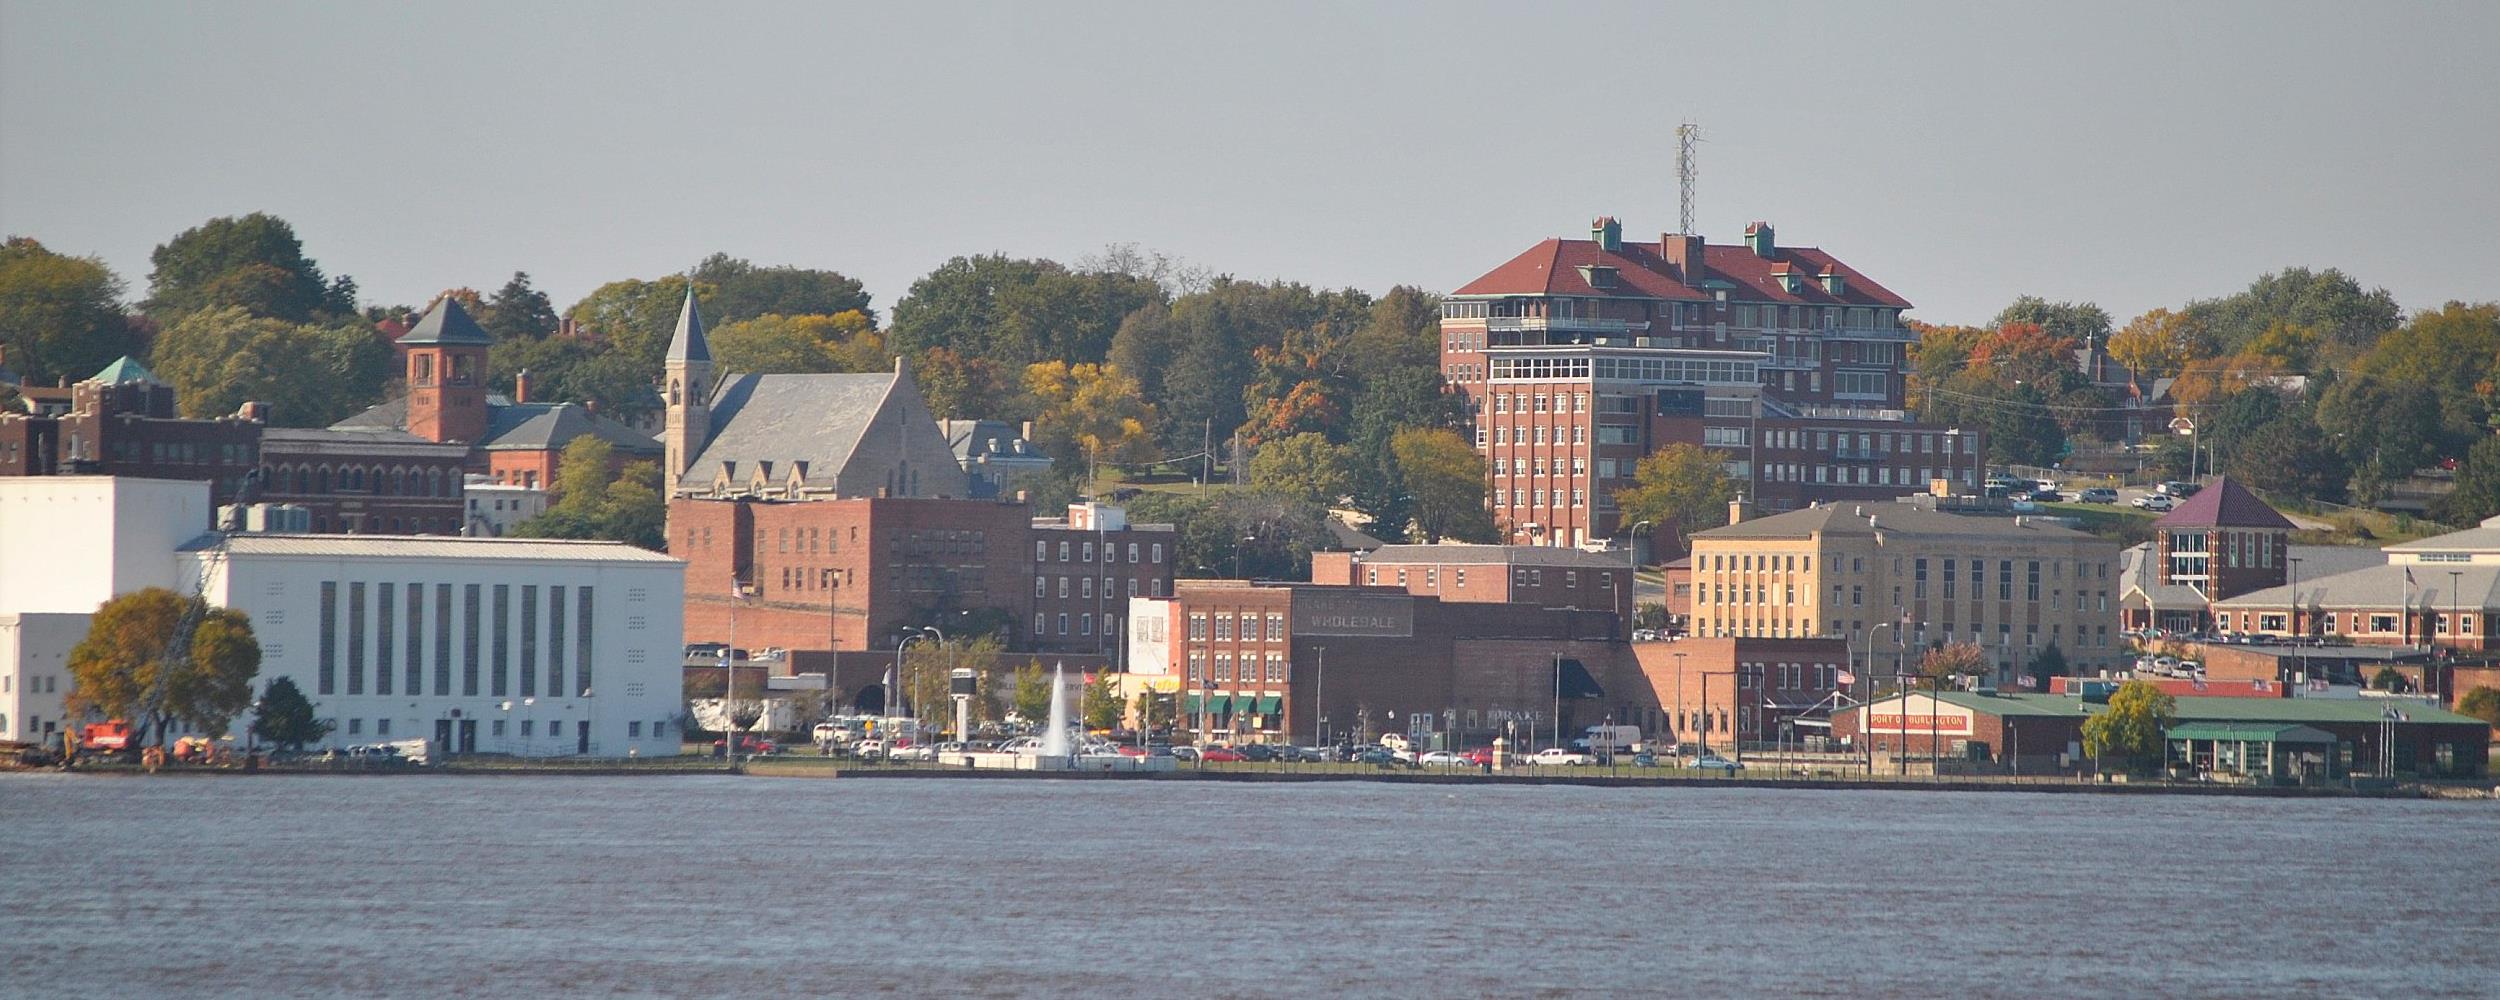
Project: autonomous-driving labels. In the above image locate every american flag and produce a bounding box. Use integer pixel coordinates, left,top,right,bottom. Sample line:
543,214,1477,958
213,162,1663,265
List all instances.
1836,669,1856,687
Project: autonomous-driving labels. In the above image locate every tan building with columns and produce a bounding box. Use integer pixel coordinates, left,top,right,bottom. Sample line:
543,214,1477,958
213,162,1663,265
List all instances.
1686,496,2124,686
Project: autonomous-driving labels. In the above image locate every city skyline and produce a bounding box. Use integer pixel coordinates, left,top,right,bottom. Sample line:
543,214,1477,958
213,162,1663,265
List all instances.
5,1,2495,325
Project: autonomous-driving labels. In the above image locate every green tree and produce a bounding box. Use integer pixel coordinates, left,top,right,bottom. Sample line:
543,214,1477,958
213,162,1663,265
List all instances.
1011,662,1052,724
2081,679,2176,772
709,311,882,374
1613,443,1737,554
2226,410,2350,503
149,306,391,426
692,253,875,326
1082,672,1121,731
1131,691,1164,734
566,274,703,368
889,254,1162,368
480,271,560,341
2025,643,2069,691
2369,666,2409,693
144,213,345,323
66,588,261,748
511,437,667,549
2186,267,2401,354
1992,295,2112,348
0,237,146,386
2107,307,2215,381
1247,432,1354,507
2456,686,2500,726
1125,489,1333,581
1390,427,1495,543
249,675,332,751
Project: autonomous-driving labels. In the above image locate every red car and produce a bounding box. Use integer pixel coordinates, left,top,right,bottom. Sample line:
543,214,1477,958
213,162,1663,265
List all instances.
711,735,777,755
1114,744,1148,757
1461,747,1495,766
1197,747,1245,762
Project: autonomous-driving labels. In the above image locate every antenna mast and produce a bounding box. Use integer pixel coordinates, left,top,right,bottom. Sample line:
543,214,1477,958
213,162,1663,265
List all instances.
1675,122,1702,235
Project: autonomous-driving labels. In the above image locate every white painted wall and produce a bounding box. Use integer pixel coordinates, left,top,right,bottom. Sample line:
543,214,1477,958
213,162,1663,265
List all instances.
0,477,206,615
0,612,86,744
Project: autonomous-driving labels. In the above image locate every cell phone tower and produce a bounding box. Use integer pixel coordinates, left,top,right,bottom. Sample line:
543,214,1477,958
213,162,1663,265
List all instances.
1675,121,1702,235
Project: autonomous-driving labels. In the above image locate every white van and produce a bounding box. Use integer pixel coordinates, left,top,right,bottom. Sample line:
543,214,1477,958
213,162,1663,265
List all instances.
1573,725,1644,755
1379,732,1412,753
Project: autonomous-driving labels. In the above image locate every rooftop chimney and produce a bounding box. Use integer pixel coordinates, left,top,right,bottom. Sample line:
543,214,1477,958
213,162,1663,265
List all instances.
1745,221,1776,258
513,369,533,404
1728,492,1753,525
1662,233,1706,282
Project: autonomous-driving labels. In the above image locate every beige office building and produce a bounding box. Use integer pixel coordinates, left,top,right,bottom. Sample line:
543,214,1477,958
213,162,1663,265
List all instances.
1686,498,2124,684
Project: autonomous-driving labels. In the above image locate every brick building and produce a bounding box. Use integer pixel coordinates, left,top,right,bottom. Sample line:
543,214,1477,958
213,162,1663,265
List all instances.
330,297,660,488
1442,216,1980,551
1127,581,1621,748
0,357,261,504
1687,496,2125,685
1310,544,1633,621
2213,513,2500,651
1607,637,1849,753
2151,477,2293,608
256,427,469,535
671,496,1176,661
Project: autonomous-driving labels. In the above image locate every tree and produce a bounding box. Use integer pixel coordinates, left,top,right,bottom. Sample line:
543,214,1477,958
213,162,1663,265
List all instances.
1131,691,1165,735
150,307,392,426
709,311,882,374
2226,410,2350,503
2369,666,2409,693
249,675,331,751
1024,361,1159,477
66,588,260,748
2107,307,2214,381
566,274,703,368
2081,679,2176,771
1247,432,1353,507
692,253,874,327
144,213,343,323
1918,642,1990,681
1125,489,1333,581
511,437,667,549
1390,427,1495,543
0,237,147,386
2457,686,2500,726
480,271,560,341
1992,295,2112,349
2186,267,2401,354
2438,435,2500,525
1011,662,1052,724
1082,673,1121,731
912,346,1023,422
1613,443,1737,553
889,254,1161,367
2025,644,2069,692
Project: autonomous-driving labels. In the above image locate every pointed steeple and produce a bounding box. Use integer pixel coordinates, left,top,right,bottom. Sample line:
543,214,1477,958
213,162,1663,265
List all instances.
666,284,710,363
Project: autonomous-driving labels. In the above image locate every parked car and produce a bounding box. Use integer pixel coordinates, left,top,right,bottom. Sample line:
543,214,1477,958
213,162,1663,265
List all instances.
889,743,938,762
1630,752,1662,767
1281,745,1328,763
851,739,887,761
1690,755,1743,773
1528,747,1594,766
1351,747,1404,766
1237,744,1278,762
1197,747,1245,763
712,735,779,756
2157,480,2202,498
1418,749,1468,766
2078,487,2119,504
2132,494,2176,511
1170,746,1202,762
1461,747,1495,766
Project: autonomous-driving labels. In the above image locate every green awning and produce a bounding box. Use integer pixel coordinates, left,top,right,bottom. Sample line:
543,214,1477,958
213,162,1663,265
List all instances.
1256,695,1281,715
1183,694,1204,715
1204,695,1232,716
2168,722,2335,744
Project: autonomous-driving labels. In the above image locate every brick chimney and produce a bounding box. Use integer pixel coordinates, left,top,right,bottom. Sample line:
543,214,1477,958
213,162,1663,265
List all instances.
513,369,533,404
1662,233,1706,282
1727,492,1753,525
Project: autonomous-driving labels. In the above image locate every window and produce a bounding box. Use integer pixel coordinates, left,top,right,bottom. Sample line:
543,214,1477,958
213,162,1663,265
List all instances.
1058,541,1071,562
1189,614,1208,640
1151,544,1164,563
318,582,338,695
629,721,643,738
1215,615,1233,641
1266,614,1285,640
1056,614,1069,635
1080,614,1093,636
1036,577,1048,598
1035,613,1047,635
1036,540,1048,561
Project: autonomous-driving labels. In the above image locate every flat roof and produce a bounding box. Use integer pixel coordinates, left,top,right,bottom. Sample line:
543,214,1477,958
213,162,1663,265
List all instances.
1847,690,2486,727
181,533,683,564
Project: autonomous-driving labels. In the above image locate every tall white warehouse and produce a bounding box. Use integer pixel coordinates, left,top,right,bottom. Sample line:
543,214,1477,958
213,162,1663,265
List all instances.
1,477,687,757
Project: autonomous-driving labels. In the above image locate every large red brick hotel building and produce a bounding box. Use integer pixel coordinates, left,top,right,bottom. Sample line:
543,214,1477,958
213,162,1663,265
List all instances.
1442,217,1980,550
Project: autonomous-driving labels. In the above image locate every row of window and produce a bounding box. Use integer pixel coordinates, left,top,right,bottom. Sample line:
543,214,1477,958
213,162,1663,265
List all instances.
1037,575,1165,600
2245,610,2479,636
317,581,595,701
1187,612,1288,642
1497,456,1589,477
264,462,459,499
1494,488,1587,509
1184,650,1291,683
1483,424,1592,446
1038,539,1166,564
1032,612,1117,638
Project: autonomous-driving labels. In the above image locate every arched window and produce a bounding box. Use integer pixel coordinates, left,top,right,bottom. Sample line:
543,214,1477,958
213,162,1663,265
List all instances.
429,468,444,497
316,466,331,494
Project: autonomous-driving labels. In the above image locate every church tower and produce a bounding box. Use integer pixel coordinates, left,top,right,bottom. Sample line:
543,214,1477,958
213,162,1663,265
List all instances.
401,296,492,445
662,285,713,483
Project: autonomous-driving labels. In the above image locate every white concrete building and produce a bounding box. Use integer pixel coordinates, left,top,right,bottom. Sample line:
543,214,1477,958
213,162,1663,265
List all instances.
0,476,205,746
462,474,548,537
0,476,686,757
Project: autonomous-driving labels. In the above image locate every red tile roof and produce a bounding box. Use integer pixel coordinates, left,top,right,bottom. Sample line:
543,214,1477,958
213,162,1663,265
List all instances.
2154,478,2296,531
1451,232,1912,310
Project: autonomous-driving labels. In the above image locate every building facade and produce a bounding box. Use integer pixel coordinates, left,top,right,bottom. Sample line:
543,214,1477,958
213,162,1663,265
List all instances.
0,357,263,505
257,427,469,535
1442,217,1979,549
1611,637,1848,753
1027,502,1178,655
463,476,548,537
1687,498,2125,685
1310,544,1633,621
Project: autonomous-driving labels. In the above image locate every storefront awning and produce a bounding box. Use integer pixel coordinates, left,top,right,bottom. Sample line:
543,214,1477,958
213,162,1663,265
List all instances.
1256,695,1281,715
1183,694,1205,715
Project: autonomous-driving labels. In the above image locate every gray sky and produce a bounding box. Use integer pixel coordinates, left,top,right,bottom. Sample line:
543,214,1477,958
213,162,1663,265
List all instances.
4,1,2494,327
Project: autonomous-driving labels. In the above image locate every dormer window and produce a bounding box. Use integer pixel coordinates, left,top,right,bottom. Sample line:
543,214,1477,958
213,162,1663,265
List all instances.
1577,265,1619,289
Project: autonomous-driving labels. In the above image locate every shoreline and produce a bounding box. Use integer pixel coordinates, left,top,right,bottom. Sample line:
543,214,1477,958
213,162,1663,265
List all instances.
15,758,2487,799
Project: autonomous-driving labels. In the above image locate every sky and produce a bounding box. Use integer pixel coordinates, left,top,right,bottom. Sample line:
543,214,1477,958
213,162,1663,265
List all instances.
4,1,2496,327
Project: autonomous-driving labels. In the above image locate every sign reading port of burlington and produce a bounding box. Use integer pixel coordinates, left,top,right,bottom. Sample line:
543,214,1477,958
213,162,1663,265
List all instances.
1293,594,1414,637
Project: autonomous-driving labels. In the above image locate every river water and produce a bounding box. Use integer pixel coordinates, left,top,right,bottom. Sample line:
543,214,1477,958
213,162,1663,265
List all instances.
1,774,2493,998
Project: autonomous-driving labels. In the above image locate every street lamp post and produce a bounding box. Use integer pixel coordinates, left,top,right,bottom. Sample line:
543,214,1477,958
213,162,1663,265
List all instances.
1697,669,1736,763
1312,646,1326,747
1672,651,1687,754
522,696,536,758
919,626,945,740
497,700,513,755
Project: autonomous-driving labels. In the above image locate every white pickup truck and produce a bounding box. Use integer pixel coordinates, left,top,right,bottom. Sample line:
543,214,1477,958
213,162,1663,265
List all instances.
1527,747,1594,766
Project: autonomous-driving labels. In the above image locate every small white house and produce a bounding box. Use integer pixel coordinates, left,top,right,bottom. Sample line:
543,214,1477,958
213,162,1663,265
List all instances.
463,474,548,537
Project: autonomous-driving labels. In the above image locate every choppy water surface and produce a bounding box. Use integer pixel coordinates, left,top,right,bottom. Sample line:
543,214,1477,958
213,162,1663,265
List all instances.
2,774,2494,998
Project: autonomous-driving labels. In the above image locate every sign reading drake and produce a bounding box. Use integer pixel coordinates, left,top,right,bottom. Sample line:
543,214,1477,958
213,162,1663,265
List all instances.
1292,592,1414,638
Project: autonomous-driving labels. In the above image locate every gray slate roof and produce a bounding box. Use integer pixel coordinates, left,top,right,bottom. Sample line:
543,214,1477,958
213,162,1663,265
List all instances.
2217,562,2500,613
941,418,1046,464
665,288,709,363
398,297,493,345
679,370,964,496
2382,516,2500,556
331,396,659,454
